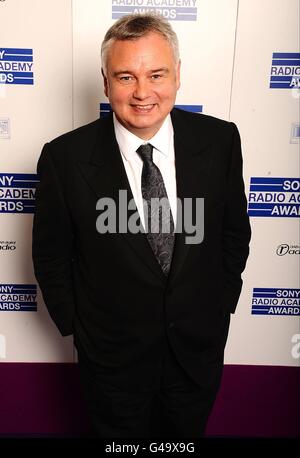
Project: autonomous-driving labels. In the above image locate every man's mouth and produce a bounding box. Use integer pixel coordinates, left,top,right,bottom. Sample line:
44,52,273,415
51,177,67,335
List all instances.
131,104,156,112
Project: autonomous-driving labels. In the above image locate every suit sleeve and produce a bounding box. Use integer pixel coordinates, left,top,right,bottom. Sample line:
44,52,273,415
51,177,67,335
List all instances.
32,143,75,336
221,123,251,314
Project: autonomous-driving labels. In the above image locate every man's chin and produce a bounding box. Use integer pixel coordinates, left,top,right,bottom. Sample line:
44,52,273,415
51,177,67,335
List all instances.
126,120,162,139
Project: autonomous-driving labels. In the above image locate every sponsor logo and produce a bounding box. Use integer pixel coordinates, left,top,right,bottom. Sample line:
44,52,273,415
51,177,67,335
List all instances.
0,240,16,251
290,123,300,144
248,177,300,218
0,284,37,312
100,102,203,118
276,243,300,256
0,118,10,138
251,288,300,316
100,102,111,118
0,173,38,213
111,0,198,22
0,48,34,85
174,104,202,113
270,52,300,89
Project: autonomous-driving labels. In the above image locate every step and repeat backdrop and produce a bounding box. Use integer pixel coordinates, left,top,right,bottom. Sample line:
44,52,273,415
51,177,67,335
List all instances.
0,0,299,370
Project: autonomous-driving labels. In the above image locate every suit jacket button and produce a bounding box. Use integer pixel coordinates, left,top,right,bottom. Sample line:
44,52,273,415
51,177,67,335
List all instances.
169,322,175,329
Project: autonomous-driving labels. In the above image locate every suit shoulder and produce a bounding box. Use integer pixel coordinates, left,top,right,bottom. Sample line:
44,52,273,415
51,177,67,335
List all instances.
172,108,236,133
49,118,101,149
40,117,111,165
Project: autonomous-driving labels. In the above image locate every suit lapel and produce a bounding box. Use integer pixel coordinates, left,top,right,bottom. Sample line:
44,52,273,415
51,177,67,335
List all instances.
168,109,213,285
77,114,166,283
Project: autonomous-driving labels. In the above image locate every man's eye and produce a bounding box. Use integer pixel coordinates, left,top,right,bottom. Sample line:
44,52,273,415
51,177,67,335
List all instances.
120,76,132,81
152,74,162,80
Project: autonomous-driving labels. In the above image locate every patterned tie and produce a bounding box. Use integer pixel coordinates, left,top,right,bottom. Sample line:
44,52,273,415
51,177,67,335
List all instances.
136,143,175,275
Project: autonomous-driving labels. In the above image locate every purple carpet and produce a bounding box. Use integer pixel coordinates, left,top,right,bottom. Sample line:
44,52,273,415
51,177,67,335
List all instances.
0,364,299,437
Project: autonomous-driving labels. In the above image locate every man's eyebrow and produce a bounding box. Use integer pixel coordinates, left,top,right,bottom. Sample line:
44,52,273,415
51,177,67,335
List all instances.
113,68,170,77
113,70,132,77
150,68,169,73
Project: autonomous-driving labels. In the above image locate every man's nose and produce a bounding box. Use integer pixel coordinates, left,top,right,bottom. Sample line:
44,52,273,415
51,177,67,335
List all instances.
133,79,150,100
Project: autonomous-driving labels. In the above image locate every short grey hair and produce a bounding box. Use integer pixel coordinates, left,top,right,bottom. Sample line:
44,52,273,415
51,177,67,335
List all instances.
101,13,180,75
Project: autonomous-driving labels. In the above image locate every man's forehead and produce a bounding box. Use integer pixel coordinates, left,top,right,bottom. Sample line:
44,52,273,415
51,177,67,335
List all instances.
109,33,172,51
107,36,175,68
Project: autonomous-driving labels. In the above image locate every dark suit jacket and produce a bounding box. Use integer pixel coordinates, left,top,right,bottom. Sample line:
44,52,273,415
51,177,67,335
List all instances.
32,108,251,390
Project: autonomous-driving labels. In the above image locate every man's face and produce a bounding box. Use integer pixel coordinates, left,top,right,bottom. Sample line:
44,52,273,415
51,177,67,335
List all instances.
103,32,181,140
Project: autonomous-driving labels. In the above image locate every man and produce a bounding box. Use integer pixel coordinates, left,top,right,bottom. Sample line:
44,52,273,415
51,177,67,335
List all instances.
32,13,251,438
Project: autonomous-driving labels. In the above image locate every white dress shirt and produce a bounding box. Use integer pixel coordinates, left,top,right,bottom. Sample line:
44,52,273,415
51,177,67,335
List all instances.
113,113,177,229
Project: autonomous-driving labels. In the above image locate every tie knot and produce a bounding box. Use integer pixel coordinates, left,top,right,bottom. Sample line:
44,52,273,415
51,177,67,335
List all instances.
136,143,153,163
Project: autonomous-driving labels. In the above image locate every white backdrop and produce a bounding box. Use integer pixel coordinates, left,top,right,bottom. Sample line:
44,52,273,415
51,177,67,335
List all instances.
0,0,299,367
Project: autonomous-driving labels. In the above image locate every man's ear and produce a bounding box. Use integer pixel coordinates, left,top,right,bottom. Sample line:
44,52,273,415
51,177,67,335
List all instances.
102,68,108,97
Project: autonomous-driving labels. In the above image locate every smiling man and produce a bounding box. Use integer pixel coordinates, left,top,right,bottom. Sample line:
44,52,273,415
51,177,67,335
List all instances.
102,29,180,138
32,13,251,438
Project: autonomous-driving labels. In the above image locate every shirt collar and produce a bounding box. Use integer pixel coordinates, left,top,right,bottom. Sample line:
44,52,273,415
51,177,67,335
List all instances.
113,113,173,162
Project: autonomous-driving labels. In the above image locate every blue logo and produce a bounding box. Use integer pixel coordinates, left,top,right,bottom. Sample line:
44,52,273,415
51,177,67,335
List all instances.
174,104,202,113
270,52,300,89
100,103,202,118
248,177,300,218
252,288,300,316
111,0,198,21
0,48,34,85
0,284,37,312
100,103,112,118
0,173,38,213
